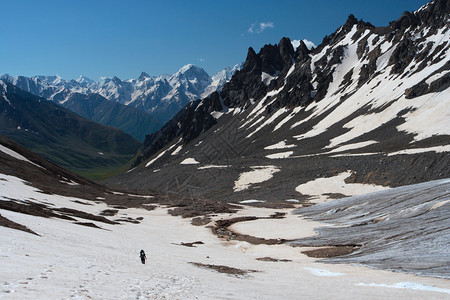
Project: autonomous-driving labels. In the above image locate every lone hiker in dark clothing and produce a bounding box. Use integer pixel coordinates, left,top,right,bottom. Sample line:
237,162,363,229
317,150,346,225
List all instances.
140,250,147,264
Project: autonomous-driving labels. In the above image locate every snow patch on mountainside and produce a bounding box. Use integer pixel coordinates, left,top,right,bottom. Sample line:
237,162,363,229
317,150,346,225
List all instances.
266,151,294,159
387,145,450,156
0,144,42,169
234,166,280,192
145,142,179,167
295,171,389,203
264,140,296,150
291,39,316,50
180,158,200,165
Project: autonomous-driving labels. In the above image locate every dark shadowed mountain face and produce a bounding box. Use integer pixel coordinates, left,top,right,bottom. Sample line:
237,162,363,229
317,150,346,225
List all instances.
62,93,162,142
107,0,450,201
0,81,142,179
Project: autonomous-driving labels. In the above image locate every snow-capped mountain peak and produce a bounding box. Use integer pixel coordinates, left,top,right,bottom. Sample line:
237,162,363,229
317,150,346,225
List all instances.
75,75,94,86
178,63,196,73
1,64,241,124
138,72,152,81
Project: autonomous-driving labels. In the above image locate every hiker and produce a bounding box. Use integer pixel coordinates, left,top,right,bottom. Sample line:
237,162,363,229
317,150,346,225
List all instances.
140,250,147,264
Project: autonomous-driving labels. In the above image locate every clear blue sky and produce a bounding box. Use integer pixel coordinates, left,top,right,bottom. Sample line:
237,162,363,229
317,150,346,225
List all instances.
0,0,429,80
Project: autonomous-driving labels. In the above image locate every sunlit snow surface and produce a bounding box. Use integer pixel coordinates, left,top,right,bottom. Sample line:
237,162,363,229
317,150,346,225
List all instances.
1,173,450,299
295,171,389,203
0,144,42,169
356,282,450,295
234,166,280,192
304,267,345,277
180,157,200,165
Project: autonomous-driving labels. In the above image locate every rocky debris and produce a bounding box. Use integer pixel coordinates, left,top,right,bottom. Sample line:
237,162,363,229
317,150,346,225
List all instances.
73,222,105,229
189,262,259,277
55,208,119,225
0,200,75,221
173,241,204,247
0,199,121,225
301,246,361,258
405,62,450,98
99,209,119,216
191,216,211,226
414,0,449,29
213,214,289,245
389,38,416,74
256,257,292,262
114,217,141,224
166,198,240,218
0,213,39,236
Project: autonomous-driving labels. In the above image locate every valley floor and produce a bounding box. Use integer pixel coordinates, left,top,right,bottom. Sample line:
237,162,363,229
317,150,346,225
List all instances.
1,193,449,299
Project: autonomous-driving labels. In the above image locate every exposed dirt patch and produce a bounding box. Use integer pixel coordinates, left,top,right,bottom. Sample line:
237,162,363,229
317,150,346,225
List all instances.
301,245,361,258
71,200,93,206
173,241,204,247
213,213,290,245
167,198,241,218
55,207,119,225
189,262,259,277
0,199,122,226
215,216,259,228
114,217,140,224
99,209,119,216
256,257,292,262
323,193,348,199
0,213,40,236
111,205,128,209
0,199,74,220
236,201,296,209
191,216,211,226
73,222,105,229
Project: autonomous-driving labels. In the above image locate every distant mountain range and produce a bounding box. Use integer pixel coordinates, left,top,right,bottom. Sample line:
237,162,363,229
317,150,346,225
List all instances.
60,93,162,142
1,63,242,136
107,0,450,201
0,80,141,179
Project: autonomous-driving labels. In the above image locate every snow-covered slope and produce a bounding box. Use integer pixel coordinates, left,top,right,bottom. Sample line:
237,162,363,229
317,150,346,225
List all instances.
110,0,450,202
1,64,241,124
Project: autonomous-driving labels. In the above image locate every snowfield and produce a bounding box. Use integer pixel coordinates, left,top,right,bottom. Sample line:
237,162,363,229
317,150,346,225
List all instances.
1,173,450,299
233,166,280,192
295,171,389,203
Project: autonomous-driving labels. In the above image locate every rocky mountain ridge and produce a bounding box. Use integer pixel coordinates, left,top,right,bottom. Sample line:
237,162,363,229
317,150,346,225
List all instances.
108,0,450,202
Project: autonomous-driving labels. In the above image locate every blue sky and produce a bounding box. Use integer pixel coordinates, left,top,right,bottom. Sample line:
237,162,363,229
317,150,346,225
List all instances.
1,0,429,80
